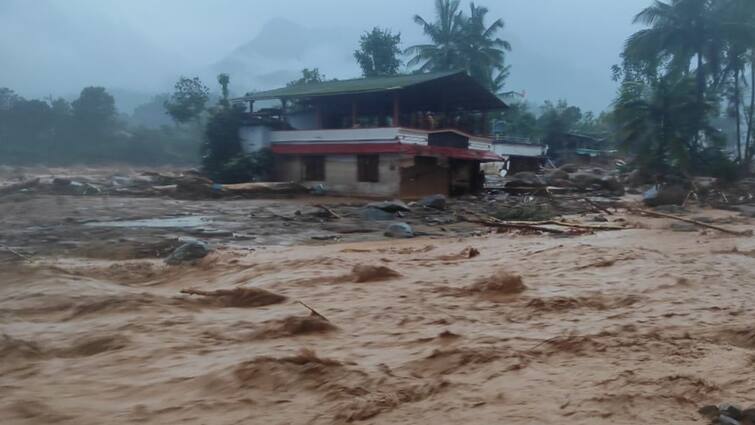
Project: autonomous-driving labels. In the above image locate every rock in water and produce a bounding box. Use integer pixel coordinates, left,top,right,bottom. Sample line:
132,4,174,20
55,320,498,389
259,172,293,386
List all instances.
719,415,742,425
698,405,720,421
366,200,410,213
165,241,210,265
385,222,414,238
420,194,447,210
643,185,687,207
721,405,744,421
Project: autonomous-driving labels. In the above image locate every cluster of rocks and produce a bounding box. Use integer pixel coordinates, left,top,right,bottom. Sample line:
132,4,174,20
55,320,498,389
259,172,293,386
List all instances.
504,163,625,197
360,194,448,239
699,404,755,425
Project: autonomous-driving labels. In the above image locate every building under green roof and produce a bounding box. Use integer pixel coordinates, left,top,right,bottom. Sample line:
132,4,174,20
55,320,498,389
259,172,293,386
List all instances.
235,70,506,111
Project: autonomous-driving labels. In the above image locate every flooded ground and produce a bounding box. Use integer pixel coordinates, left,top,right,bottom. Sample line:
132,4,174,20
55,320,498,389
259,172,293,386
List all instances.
1,170,755,424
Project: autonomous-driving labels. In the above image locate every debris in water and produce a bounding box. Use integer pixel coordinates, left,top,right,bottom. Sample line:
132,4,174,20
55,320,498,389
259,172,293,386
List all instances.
467,271,526,295
180,287,287,307
351,264,401,282
165,241,211,265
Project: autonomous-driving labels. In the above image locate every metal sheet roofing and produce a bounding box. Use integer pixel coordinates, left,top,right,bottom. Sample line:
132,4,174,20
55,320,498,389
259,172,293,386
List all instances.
239,70,469,101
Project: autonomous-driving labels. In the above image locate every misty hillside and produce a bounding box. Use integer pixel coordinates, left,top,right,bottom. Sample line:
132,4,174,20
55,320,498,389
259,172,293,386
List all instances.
209,18,361,92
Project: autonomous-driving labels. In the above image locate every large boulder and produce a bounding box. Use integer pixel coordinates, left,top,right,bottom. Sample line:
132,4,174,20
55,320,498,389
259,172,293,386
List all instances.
643,185,688,207
384,222,414,238
164,241,211,265
419,194,447,210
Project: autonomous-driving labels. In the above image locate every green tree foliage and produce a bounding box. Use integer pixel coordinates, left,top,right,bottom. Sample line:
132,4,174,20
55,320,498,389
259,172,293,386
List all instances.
72,86,116,138
0,86,199,165
407,0,465,72
406,0,511,91
217,73,231,108
614,77,733,177
354,27,402,77
164,76,210,124
462,3,511,92
201,75,273,183
201,105,274,183
286,68,326,87
616,0,755,174
497,102,537,138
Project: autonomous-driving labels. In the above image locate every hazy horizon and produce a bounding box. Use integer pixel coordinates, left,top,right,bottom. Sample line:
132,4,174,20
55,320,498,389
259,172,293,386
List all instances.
1,0,650,113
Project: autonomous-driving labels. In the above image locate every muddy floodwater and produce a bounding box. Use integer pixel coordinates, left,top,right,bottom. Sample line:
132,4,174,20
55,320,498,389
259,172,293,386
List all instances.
1,190,755,424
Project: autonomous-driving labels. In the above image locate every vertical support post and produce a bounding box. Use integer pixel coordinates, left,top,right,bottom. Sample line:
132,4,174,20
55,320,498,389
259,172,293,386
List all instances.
315,102,323,129
392,93,400,127
281,99,288,115
441,91,448,129
248,100,255,113
351,98,358,128
482,111,490,136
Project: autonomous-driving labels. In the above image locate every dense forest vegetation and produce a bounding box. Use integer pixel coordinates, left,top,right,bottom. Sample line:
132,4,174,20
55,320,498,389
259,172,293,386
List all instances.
1,0,753,182
0,86,201,165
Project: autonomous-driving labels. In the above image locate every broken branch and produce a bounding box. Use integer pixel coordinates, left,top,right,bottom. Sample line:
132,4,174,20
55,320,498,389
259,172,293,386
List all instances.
313,204,340,219
631,208,753,236
297,300,331,322
0,244,33,262
459,214,568,234
582,197,614,216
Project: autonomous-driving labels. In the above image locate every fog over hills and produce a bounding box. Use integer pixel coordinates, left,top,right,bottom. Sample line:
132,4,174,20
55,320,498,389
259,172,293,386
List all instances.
209,18,362,93
1,0,649,114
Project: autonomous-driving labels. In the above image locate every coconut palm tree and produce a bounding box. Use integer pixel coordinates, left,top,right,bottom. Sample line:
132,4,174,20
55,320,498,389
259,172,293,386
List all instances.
624,0,722,104
461,3,512,91
406,1,512,91
405,0,465,72
614,76,722,173
726,0,755,167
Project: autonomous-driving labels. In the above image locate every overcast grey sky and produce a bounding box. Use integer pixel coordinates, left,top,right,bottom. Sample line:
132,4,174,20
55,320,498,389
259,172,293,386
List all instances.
0,0,650,113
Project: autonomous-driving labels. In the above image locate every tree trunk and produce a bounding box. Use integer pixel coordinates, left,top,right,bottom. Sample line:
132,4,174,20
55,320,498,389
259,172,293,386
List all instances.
695,51,706,154
745,51,755,170
697,53,706,105
735,68,742,162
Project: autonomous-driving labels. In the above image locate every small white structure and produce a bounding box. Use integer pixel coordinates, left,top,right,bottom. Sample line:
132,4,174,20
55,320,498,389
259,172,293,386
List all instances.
482,137,546,176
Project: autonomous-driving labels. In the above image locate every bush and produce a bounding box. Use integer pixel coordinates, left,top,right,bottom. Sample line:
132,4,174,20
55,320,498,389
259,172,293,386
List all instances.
693,147,740,182
210,150,275,184
201,104,275,183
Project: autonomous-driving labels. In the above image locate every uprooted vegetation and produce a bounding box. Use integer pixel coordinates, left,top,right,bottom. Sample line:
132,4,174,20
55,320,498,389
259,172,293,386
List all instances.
253,315,337,339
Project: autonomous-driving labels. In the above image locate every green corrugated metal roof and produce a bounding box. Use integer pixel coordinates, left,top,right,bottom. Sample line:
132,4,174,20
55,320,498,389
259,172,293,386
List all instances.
240,70,465,101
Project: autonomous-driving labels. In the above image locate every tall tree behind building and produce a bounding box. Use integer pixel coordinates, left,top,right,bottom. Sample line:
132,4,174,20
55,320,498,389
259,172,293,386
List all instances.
164,77,210,124
354,27,402,77
406,0,511,91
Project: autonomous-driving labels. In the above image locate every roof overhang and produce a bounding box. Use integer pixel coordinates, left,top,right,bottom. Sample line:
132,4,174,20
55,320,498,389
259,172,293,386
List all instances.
234,71,507,111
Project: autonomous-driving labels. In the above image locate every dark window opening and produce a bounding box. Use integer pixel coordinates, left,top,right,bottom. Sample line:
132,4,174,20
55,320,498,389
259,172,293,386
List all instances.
303,156,325,181
357,154,379,183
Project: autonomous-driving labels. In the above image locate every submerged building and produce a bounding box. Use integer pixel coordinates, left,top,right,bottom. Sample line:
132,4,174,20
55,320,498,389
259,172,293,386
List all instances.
234,71,542,198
